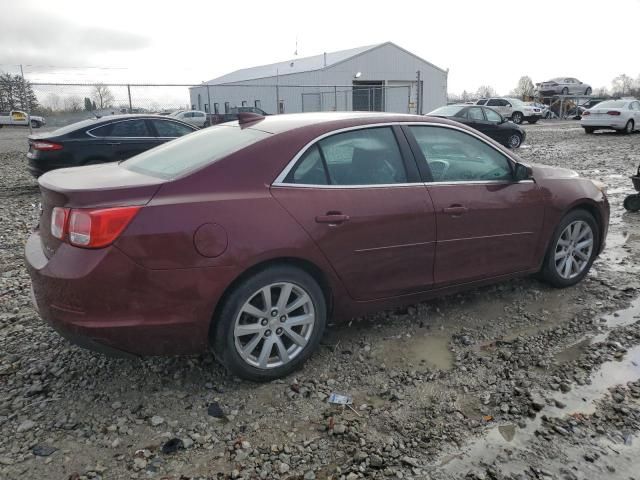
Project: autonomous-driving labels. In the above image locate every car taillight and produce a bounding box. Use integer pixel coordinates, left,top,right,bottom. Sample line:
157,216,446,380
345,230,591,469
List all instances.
51,207,70,239
31,141,63,151
67,206,141,248
582,111,591,116
607,111,621,116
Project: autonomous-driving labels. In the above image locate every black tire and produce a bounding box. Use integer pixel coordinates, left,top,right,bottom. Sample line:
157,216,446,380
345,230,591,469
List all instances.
511,112,523,124
506,133,522,149
30,120,40,128
561,87,569,95
212,265,327,382
541,210,599,288
624,120,634,134
585,87,592,96
623,194,640,212
527,119,538,124
584,127,595,134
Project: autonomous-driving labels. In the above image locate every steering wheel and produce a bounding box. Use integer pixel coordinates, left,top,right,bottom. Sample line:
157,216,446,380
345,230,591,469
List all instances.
428,159,450,181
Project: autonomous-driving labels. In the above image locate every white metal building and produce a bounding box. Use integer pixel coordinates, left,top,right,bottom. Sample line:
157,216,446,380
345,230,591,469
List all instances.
189,42,447,115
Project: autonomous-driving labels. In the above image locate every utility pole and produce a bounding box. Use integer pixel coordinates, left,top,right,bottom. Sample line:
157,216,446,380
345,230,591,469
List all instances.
127,84,133,113
20,64,33,134
276,68,280,114
416,70,422,115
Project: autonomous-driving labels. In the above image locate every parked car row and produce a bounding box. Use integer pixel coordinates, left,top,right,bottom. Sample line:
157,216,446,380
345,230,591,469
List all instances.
581,99,640,134
26,111,609,380
474,98,542,124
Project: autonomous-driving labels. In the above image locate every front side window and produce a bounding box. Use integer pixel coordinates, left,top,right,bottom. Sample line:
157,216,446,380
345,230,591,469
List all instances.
476,99,487,105
484,108,502,122
150,119,195,137
284,127,407,186
409,126,512,182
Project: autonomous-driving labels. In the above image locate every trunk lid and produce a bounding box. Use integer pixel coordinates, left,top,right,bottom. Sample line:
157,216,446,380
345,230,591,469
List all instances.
38,163,164,258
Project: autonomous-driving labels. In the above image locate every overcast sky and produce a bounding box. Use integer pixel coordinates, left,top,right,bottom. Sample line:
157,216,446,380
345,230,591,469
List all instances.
2,0,639,95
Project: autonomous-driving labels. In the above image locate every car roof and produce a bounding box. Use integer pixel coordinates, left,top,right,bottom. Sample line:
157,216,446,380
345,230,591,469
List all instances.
224,111,458,135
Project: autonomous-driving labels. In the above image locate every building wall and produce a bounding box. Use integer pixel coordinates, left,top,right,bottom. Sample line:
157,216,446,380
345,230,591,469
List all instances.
190,44,447,115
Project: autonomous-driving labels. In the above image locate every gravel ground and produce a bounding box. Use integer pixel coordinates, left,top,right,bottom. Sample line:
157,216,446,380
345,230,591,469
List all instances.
1,122,640,480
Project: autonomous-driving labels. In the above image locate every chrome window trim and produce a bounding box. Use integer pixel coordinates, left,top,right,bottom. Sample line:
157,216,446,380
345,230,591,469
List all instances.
86,118,153,139
272,121,521,188
273,182,425,189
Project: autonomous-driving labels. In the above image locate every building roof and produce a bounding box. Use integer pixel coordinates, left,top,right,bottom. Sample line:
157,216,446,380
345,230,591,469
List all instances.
200,42,445,86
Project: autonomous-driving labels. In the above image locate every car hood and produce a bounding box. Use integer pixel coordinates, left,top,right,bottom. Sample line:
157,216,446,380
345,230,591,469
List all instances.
531,163,579,179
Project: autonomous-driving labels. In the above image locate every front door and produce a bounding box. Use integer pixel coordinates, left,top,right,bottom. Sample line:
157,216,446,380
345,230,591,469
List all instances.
271,126,436,300
405,124,545,286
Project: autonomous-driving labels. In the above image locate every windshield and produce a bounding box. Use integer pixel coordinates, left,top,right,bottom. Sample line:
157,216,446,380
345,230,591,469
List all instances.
428,106,465,117
123,124,271,179
594,100,627,109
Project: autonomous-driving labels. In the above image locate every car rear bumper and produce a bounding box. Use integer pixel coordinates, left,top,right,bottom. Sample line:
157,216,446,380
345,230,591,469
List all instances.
25,231,238,357
581,117,627,129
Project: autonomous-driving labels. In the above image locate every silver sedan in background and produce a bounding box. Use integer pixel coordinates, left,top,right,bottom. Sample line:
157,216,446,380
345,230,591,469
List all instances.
537,78,592,96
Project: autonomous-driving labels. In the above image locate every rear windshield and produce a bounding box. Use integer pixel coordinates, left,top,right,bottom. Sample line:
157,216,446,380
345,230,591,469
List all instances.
429,106,465,116
594,100,627,109
47,118,101,136
123,124,270,179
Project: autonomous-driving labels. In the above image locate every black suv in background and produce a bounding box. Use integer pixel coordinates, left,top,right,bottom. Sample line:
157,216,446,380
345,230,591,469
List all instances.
26,115,198,177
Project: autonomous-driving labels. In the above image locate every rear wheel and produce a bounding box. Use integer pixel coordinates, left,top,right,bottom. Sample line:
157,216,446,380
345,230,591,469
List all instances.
542,210,599,288
584,127,595,134
212,265,327,381
507,133,522,148
625,120,634,134
624,194,640,212
511,112,523,124
30,120,40,128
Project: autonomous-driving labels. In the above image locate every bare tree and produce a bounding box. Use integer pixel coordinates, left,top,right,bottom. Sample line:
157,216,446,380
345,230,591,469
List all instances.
45,93,61,111
64,95,82,112
595,86,609,97
511,76,535,100
612,74,633,96
476,85,497,99
91,84,115,109
461,90,471,102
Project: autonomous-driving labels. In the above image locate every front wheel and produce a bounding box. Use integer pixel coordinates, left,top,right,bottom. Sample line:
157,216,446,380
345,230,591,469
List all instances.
30,120,40,128
212,266,327,381
585,87,592,96
511,112,523,124
542,210,599,288
624,194,640,212
584,127,595,134
561,87,569,95
507,133,522,148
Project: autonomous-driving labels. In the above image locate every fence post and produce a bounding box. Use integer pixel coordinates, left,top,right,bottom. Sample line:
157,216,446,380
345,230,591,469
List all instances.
416,70,422,115
127,84,133,113
206,84,212,114
334,86,338,111
20,64,32,134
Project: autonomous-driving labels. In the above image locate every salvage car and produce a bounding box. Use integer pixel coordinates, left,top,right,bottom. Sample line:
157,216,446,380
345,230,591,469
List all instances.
26,114,198,177
581,99,640,134
475,98,542,124
428,104,526,148
25,112,609,381
537,78,592,96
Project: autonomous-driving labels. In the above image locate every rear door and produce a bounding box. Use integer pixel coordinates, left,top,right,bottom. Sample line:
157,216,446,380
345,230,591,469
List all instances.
405,124,545,286
271,125,437,301
464,107,494,137
483,107,508,144
103,119,158,160
486,99,509,118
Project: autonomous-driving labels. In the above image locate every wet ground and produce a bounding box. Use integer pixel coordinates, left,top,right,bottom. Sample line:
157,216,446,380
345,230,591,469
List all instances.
1,121,640,479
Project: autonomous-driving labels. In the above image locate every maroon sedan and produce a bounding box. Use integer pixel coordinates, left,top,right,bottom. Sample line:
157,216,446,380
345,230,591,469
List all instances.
26,112,609,381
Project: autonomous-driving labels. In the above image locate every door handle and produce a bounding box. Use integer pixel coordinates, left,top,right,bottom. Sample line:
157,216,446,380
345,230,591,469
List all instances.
315,213,350,224
443,205,468,216
106,142,121,145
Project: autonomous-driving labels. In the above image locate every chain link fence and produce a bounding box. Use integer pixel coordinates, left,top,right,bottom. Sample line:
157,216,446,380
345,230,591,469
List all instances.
17,82,417,128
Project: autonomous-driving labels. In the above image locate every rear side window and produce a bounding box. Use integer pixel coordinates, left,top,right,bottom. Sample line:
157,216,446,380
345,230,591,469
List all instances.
467,108,485,121
123,125,270,179
476,99,487,105
92,120,150,137
150,119,195,137
285,127,407,186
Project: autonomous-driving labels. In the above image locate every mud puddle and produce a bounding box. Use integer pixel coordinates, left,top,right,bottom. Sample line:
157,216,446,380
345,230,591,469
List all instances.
434,300,640,478
373,332,454,371
598,230,636,273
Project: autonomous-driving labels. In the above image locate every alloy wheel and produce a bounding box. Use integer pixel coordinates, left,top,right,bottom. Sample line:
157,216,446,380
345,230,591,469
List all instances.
554,220,594,280
233,282,315,369
508,134,521,148
512,112,523,124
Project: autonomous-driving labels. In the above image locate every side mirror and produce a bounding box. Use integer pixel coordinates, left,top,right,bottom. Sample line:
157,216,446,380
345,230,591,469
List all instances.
514,163,533,181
